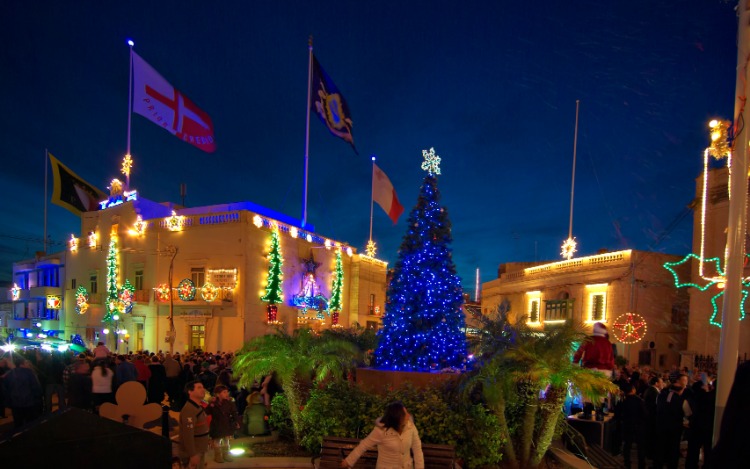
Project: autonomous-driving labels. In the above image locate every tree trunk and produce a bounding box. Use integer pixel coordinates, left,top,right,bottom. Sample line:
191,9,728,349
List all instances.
487,398,519,469
518,380,539,468
529,387,566,468
284,377,304,444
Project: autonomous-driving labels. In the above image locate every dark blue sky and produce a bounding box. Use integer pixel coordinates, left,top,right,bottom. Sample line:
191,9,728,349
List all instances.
0,1,739,292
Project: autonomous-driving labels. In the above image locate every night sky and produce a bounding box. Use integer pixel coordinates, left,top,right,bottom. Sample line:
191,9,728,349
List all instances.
0,1,739,293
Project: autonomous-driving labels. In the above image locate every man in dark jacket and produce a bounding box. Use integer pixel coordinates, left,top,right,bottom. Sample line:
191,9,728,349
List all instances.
654,374,690,469
616,383,647,469
641,375,664,463
3,356,43,429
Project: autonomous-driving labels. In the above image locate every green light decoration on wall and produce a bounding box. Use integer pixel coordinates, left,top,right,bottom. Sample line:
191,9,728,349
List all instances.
663,253,749,327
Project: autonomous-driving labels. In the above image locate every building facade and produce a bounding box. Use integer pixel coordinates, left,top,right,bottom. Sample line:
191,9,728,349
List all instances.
685,166,750,361
482,249,689,369
5,195,387,353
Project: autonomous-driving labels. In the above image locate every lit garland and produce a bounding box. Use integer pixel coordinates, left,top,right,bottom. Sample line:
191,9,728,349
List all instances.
612,313,647,344
252,214,354,257
155,283,171,302
103,227,120,323
177,278,196,301
260,228,284,310
201,282,219,302
75,285,89,314
10,283,20,301
69,234,79,252
329,251,344,326
118,279,135,314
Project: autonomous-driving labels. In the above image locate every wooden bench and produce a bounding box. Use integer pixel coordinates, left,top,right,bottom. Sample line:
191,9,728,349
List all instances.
314,435,457,468
561,420,624,469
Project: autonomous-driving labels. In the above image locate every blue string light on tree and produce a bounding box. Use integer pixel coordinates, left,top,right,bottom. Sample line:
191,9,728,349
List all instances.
375,148,467,371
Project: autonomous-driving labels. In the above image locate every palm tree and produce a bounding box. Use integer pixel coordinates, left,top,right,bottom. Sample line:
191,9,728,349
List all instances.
233,328,360,443
464,310,617,469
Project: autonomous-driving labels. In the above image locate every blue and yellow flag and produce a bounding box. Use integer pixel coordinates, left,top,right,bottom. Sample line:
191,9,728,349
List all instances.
311,55,358,154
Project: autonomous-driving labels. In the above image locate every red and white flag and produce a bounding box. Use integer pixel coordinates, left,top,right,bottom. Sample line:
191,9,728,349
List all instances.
132,52,216,153
372,163,404,224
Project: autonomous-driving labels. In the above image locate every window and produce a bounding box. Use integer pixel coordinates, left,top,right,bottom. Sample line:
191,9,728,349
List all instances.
191,267,205,288
585,284,608,323
529,299,540,323
135,269,144,291
526,291,541,324
590,293,606,322
71,278,76,290
36,267,60,287
544,299,574,322
90,274,98,294
369,293,376,315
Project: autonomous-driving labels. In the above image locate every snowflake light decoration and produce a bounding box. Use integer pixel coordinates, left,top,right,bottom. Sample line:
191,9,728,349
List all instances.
121,154,133,177
612,312,647,344
365,239,377,257
560,237,577,260
421,147,441,175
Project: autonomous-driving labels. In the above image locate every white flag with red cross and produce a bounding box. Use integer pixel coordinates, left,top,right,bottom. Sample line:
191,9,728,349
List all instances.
132,52,216,153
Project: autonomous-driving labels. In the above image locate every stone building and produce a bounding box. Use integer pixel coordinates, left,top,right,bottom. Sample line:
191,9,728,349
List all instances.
4,193,387,354
482,249,689,369
685,166,750,362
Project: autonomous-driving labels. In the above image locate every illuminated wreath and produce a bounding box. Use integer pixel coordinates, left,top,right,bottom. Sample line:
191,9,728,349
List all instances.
612,313,648,345
155,283,171,302
177,278,196,301
201,282,219,302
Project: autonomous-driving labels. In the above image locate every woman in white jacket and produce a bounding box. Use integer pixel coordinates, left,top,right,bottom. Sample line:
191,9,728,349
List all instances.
341,401,424,469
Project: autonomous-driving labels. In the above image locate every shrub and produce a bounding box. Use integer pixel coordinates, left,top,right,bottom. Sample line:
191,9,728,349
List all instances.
268,393,294,440
299,381,383,453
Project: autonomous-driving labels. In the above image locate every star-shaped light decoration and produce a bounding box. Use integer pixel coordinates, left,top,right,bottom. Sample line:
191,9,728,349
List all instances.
663,253,750,327
421,147,441,175
365,239,377,257
560,237,577,260
612,313,647,344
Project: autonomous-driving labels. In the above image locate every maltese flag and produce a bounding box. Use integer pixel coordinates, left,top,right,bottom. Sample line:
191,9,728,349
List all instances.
372,163,404,224
132,52,216,153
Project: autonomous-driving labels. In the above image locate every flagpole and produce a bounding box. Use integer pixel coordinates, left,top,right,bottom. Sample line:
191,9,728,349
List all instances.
126,40,134,190
568,99,579,241
43,148,48,254
302,36,313,228
369,156,376,243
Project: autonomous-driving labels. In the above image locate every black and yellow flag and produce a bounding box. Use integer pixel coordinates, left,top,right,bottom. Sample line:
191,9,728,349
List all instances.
49,153,106,216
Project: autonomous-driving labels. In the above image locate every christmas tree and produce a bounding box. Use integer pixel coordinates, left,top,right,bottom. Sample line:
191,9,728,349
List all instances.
375,148,467,370
329,250,344,325
103,231,119,323
261,228,284,321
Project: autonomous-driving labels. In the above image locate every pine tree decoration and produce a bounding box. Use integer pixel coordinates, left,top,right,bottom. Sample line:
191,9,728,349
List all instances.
103,231,119,323
329,250,344,325
375,148,467,371
261,228,284,319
